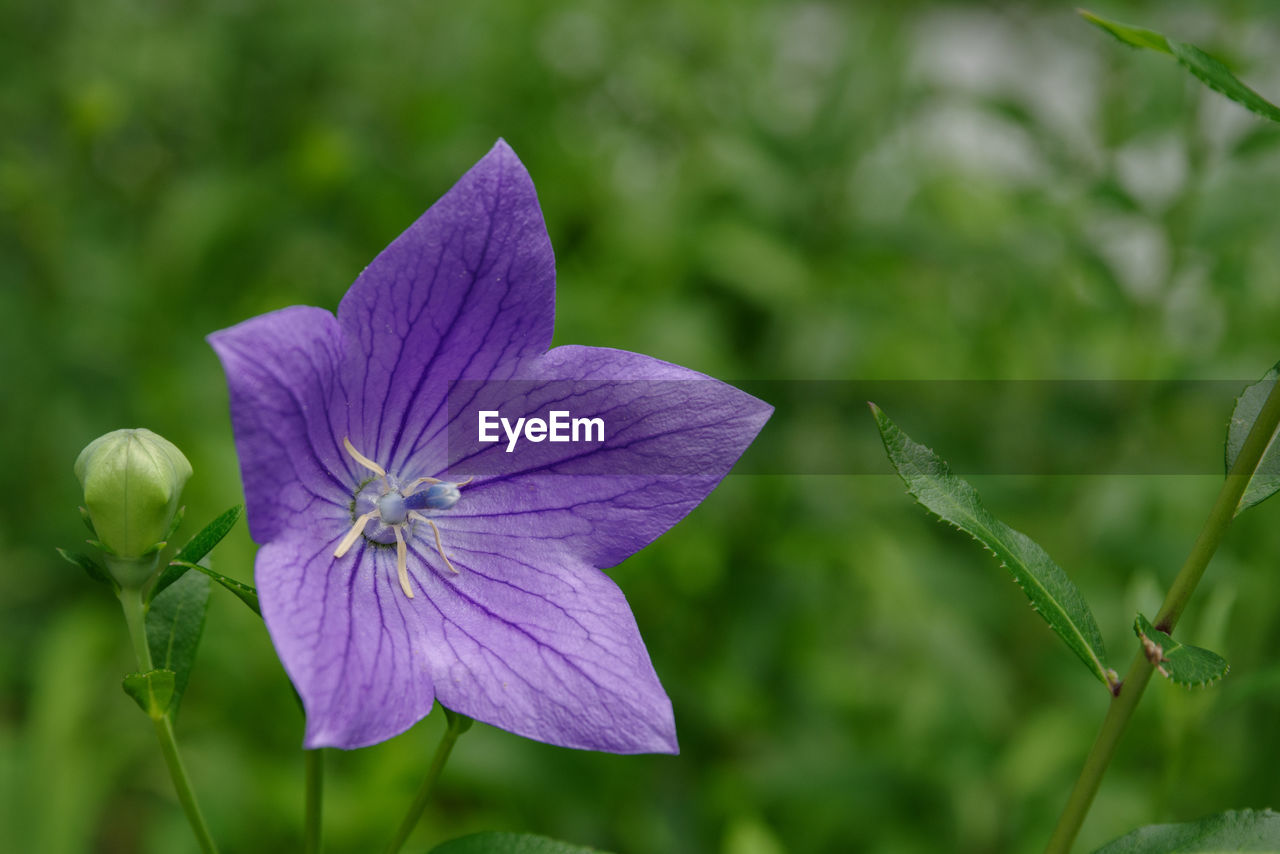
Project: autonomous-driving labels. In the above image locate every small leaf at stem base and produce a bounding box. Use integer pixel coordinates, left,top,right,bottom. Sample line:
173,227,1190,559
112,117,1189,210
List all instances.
123,669,177,718
1134,613,1228,688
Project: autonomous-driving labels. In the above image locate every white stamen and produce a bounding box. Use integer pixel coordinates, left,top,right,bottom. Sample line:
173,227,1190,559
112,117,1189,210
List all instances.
394,526,414,598
343,437,386,478
335,510,378,557
411,511,459,574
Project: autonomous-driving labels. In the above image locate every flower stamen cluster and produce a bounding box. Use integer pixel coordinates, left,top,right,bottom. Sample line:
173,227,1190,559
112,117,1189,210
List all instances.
333,437,468,598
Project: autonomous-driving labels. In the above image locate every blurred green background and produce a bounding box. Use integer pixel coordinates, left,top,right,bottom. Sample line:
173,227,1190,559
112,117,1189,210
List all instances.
4,0,1280,851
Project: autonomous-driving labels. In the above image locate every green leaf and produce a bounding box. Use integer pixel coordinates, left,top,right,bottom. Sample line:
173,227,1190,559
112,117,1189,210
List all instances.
1078,10,1171,55
122,669,176,718
1135,613,1228,688
168,559,260,616
1079,10,1280,124
145,570,211,717
150,504,243,602
1093,808,1280,853
429,832,615,854
56,547,118,593
871,404,1114,691
1226,361,1280,515
1170,41,1280,125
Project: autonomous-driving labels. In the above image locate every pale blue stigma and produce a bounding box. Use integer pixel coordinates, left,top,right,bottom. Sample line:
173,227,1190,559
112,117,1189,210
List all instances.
377,492,409,524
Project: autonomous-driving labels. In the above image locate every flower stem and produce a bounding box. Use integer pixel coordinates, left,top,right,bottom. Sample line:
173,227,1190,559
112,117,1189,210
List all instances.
304,750,323,854
1044,377,1280,854
384,709,472,854
119,586,220,854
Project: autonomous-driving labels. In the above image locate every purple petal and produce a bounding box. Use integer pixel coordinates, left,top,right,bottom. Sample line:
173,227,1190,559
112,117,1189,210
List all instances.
207,306,351,543
406,533,677,753
442,345,773,567
336,140,555,476
257,519,438,749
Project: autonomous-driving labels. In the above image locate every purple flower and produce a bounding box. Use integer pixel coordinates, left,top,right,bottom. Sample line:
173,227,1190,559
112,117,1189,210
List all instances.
208,141,770,753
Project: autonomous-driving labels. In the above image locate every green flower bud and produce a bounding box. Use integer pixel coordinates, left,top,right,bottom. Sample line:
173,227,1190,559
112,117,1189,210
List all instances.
75,429,192,585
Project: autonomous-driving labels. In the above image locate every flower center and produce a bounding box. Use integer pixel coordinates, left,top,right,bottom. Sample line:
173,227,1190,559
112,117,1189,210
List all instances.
333,437,470,599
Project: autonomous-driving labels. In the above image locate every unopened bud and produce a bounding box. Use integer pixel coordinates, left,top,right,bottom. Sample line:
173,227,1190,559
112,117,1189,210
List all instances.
75,429,191,584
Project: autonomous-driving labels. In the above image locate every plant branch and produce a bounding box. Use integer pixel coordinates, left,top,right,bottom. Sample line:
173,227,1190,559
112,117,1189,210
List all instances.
1044,376,1280,854
119,586,219,854
384,709,472,854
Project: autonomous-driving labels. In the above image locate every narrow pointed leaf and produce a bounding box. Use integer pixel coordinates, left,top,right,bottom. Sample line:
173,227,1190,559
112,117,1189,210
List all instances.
168,559,260,616
1080,10,1280,124
56,547,118,592
150,504,243,602
1093,808,1280,853
871,404,1113,689
122,669,176,718
429,833,615,854
1135,613,1228,688
1226,361,1280,515
145,570,211,717
1078,10,1171,54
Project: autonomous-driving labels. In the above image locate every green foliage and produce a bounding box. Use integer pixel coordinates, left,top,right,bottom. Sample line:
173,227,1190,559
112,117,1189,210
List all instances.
1227,362,1280,515
122,669,176,719
55,547,118,593
166,559,260,616
145,570,210,718
429,833,613,854
871,405,1113,690
1133,614,1228,688
1077,11,1172,55
150,505,243,602
1093,809,1280,853
1080,10,1280,123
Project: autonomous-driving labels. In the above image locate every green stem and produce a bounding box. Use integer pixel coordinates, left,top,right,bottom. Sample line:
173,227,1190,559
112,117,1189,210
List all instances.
384,710,472,854
304,750,323,854
119,587,220,854
1044,377,1280,854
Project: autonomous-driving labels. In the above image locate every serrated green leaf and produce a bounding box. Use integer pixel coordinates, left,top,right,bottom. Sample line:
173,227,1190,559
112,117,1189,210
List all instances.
1079,10,1280,125
1093,808,1280,853
56,547,118,592
871,404,1114,690
1135,613,1228,688
150,504,243,602
1227,361,1280,516
167,559,260,616
1078,10,1171,54
429,832,615,854
122,669,176,718
1170,41,1280,125
145,570,210,718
